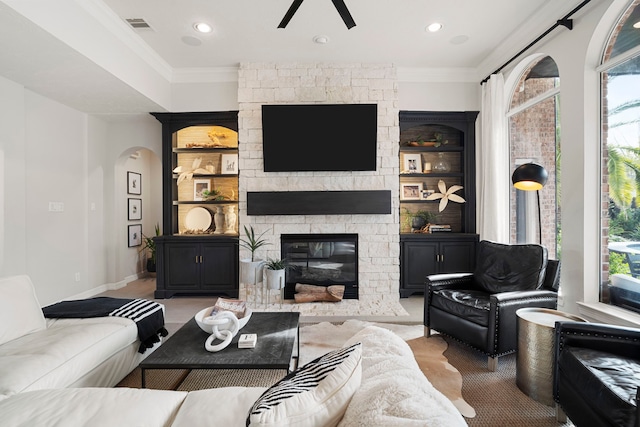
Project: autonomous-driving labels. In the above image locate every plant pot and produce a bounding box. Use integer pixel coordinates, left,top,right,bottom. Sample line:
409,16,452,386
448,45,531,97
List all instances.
265,269,285,290
240,259,265,285
411,217,428,230
146,259,156,273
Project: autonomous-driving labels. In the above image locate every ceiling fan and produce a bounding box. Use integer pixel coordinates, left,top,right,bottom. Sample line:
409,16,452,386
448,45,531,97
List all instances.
278,0,356,29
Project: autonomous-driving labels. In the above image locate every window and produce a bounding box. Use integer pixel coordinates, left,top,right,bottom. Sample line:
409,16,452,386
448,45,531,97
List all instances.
600,1,640,313
508,56,561,260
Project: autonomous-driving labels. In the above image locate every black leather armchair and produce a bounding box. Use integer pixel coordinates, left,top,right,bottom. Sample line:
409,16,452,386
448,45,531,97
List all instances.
424,240,559,371
554,321,640,427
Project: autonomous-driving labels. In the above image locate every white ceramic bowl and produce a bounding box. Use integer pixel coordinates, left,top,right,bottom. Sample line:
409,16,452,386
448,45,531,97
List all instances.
195,306,252,333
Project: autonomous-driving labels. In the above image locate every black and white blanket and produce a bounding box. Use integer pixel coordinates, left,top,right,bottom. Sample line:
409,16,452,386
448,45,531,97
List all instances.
42,297,168,353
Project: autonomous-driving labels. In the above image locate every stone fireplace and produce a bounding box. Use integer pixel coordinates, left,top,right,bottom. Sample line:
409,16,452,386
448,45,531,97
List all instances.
281,234,359,300
236,62,407,317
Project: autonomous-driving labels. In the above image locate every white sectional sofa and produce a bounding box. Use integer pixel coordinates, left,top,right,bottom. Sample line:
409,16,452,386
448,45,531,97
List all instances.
0,275,163,400
0,274,466,426
0,325,466,426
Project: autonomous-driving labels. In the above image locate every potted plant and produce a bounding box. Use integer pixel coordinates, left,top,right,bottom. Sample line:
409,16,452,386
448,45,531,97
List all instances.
264,258,288,290
141,223,161,273
238,225,271,285
402,208,436,232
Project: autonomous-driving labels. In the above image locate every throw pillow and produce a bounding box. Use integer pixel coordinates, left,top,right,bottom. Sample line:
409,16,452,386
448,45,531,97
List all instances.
246,342,362,427
0,275,46,345
473,240,548,293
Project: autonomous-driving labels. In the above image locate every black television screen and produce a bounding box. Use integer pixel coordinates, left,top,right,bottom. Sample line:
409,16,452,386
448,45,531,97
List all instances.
261,104,377,172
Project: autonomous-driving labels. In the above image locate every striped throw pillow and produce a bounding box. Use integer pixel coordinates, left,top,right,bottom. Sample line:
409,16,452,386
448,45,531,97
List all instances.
247,342,362,427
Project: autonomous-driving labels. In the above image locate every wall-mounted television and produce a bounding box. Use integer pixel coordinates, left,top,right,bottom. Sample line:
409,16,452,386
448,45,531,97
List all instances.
261,103,377,172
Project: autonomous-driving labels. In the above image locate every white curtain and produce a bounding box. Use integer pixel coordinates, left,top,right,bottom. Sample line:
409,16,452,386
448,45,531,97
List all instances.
477,73,510,243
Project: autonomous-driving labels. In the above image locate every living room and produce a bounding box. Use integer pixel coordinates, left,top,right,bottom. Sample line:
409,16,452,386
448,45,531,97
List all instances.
0,0,639,425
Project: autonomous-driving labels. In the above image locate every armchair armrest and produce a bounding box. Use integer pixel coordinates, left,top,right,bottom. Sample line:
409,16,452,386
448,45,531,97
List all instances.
555,321,640,359
426,273,474,292
492,289,558,303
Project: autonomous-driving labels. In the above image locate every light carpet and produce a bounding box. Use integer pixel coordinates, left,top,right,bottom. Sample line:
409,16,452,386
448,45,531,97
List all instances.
298,319,475,418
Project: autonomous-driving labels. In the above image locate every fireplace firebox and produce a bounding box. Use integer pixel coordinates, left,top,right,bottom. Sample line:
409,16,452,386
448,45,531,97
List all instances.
281,234,358,300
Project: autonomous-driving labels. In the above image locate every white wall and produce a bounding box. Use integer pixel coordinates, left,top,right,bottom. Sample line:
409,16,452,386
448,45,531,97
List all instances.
0,79,163,305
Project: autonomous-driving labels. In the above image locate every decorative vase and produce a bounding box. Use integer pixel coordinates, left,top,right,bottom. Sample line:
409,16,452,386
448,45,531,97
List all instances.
266,269,285,290
146,259,156,273
213,206,224,234
223,205,236,234
432,152,451,173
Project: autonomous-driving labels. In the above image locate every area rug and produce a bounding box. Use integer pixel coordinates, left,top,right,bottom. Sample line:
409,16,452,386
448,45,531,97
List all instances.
298,319,475,418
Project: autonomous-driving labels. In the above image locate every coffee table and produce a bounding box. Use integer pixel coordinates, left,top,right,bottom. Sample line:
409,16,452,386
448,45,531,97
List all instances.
140,311,300,388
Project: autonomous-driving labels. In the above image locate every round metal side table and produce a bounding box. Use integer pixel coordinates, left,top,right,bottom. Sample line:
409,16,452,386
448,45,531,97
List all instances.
515,308,587,406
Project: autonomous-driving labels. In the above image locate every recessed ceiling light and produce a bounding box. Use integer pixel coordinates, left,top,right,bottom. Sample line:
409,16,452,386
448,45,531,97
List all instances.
426,23,443,33
313,35,330,44
193,22,212,33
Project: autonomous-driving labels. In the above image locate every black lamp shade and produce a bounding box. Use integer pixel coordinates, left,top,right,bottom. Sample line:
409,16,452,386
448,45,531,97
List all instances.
512,163,548,191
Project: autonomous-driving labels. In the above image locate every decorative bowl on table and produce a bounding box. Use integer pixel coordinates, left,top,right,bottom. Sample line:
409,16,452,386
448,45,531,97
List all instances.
195,307,252,333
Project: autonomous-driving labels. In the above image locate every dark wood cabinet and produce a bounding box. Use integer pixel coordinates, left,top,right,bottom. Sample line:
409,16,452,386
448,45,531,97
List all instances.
399,111,479,297
151,112,240,298
400,234,479,297
155,237,238,298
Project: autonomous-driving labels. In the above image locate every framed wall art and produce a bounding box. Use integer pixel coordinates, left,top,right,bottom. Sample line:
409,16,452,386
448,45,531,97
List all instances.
128,198,142,220
193,179,211,201
402,153,422,174
400,183,423,201
127,171,142,195
128,224,142,247
221,154,238,174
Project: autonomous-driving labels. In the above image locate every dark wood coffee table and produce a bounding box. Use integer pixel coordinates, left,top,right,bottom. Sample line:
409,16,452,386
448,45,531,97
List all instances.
140,311,300,388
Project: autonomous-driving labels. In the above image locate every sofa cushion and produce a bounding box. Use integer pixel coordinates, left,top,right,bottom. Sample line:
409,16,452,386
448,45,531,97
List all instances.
247,342,362,427
0,275,46,346
172,387,266,427
0,388,187,427
431,289,490,327
0,317,137,398
558,346,640,426
473,241,548,293
338,326,467,427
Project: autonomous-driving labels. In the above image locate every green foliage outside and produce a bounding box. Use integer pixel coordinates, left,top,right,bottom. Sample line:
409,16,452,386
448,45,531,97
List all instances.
609,251,631,276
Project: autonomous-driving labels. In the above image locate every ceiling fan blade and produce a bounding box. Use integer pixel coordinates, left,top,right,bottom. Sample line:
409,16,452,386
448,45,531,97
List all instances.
331,0,356,29
278,0,305,28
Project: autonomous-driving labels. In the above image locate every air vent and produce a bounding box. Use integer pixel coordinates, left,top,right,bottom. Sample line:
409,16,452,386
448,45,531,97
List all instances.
125,18,153,30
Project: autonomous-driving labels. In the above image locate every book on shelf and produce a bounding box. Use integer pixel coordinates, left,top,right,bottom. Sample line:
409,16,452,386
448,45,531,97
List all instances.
429,224,452,232
238,333,257,348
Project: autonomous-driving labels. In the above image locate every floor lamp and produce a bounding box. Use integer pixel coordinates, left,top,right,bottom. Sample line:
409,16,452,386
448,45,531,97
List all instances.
512,163,548,244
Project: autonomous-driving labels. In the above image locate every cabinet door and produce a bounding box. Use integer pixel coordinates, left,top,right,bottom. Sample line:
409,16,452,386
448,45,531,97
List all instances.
165,244,199,289
401,242,438,297
440,241,476,273
200,243,237,290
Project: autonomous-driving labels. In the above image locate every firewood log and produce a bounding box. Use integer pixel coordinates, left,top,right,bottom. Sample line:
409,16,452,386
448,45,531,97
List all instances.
294,283,345,303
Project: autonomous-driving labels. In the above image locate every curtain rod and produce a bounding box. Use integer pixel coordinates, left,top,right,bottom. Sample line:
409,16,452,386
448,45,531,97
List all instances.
480,0,592,85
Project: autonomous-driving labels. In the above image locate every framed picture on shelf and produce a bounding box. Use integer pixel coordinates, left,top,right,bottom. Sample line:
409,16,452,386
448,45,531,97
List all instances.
402,153,422,174
128,224,142,247
127,172,141,195
193,179,211,201
127,198,142,220
400,183,423,200
221,154,238,174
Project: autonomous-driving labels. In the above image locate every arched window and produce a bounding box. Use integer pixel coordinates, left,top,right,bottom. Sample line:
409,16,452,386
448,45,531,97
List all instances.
600,0,640,312
508,56,561,259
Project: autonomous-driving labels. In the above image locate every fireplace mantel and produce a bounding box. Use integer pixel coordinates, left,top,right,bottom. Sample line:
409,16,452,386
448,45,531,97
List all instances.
246,190,392,215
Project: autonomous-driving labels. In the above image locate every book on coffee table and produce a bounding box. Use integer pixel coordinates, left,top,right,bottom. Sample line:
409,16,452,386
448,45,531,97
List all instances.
238,333,257,348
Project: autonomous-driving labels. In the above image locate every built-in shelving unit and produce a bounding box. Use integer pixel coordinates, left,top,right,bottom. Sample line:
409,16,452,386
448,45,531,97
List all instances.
150,111,240,298
399,111,479,297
